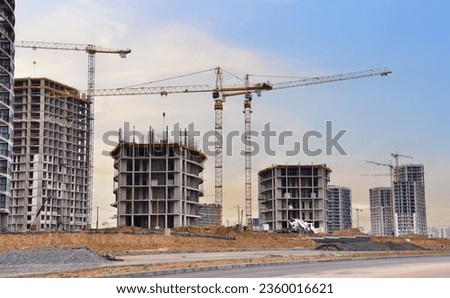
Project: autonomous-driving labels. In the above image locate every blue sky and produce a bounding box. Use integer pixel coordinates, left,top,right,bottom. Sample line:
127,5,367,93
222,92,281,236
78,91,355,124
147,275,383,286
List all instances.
14,0,450,229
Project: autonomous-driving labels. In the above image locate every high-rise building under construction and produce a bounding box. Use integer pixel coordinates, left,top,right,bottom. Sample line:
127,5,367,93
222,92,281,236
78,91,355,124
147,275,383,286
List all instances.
393,164,427,236
9,78,90,231
0,0,14,231
369,187,393,236
328,185,352,232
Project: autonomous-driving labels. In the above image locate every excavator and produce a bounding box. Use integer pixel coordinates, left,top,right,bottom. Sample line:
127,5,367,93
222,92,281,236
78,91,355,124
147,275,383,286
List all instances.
28,197,50,231
288,218,318,234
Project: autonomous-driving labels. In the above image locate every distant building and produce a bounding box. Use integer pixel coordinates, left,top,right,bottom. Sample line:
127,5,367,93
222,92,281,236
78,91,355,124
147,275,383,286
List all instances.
369,187,394,236
10,78,90,231
111,127,207,229
198,204,222,226
328,186,352,232
251,218,260,230
393,164,427,236
258,164,331,232
0,0,15,231
428,226,450,239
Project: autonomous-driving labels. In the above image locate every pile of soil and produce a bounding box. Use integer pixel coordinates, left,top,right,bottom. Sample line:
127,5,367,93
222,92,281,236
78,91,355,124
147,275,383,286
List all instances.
0,227,316,254
329,228,367,236
1,226,448,254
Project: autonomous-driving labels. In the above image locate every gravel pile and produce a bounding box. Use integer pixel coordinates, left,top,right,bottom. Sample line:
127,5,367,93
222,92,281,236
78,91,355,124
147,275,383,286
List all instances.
315,241,425,251
0,248,110,277
383,241,424,251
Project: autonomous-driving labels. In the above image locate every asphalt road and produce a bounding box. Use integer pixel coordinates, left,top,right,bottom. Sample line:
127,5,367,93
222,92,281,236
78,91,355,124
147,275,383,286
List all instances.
117,249,348,266
146,255,450,278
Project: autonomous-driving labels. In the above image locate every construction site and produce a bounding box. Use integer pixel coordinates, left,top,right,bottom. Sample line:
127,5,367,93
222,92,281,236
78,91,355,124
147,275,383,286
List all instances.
0,25,394,233
1,0,450,280
0,2,406,239
0,225,449,277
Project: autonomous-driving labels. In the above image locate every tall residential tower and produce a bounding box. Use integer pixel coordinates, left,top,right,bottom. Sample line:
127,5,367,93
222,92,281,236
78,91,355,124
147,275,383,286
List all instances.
10,78,90,231
0,0,14,231
393,164,427,236
328,185,352,232
369,187,393,236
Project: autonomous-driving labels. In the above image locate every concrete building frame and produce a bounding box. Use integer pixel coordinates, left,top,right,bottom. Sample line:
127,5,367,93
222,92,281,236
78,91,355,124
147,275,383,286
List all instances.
10,77,90,231
111,128,207,229
258,164,331,232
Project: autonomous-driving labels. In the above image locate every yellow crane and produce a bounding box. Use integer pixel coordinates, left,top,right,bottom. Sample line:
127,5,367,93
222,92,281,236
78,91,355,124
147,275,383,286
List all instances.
90,67,391,227
14,41,131,228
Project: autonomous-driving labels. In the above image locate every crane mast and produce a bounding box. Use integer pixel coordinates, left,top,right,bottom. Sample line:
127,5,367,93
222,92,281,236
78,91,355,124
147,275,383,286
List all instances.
214,68,225,213
243,75,252,228
15,41,131,230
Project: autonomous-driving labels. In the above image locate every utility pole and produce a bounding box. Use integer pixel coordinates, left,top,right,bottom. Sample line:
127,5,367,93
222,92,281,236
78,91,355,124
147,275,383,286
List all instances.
237,205,240,226
355,208,364,230
96,206,99,230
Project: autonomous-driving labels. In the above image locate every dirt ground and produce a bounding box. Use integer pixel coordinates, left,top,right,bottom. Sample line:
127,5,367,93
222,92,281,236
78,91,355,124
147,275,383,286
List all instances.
372,234,450,249
0,226,449,255
0,226,315,254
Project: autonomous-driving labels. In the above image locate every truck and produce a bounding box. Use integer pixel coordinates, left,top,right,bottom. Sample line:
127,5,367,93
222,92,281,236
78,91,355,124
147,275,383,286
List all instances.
288,218,318,234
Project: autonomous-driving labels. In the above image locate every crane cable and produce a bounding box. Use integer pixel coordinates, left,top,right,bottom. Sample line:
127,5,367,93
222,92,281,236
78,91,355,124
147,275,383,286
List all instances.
119,68,217,89
248,74,314,79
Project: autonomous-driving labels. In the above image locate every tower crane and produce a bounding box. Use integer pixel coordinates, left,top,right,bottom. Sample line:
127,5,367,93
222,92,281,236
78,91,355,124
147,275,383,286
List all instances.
15,41,131,228
366,160,394,184
240,68,391,227
90,67,391,227
391,151,413,182
91,66,272,225
391,151,413,166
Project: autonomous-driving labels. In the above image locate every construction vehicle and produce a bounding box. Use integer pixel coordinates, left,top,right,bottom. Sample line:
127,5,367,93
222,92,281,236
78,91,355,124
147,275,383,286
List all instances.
288,218,318,234
29,197,50,231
